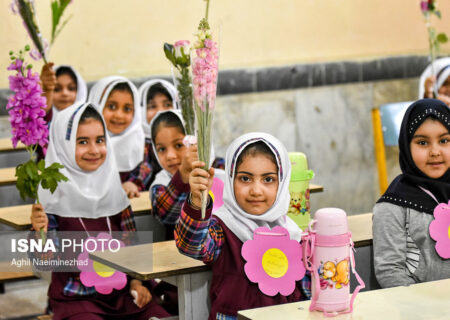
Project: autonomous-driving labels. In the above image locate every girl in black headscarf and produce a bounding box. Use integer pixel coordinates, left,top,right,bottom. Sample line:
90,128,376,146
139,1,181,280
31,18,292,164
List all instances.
373,98,450,288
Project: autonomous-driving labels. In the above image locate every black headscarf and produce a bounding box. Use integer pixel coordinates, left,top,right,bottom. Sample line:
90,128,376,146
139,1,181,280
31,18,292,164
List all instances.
377,99,450,214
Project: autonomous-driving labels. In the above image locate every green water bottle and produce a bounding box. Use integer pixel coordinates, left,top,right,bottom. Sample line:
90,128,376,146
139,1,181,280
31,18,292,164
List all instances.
287,152,314,231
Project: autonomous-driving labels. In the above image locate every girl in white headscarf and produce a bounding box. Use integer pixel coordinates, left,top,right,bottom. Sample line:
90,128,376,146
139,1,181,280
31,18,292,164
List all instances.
174,132,307,319
419,57,450,106
122,80,179,193
88,76,145,198
149,109,225,240
31,102,170,320
40,64,88,115
38,63,88,160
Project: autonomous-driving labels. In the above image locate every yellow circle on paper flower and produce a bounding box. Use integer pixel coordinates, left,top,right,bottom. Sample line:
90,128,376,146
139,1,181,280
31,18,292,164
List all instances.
209,190,215,202
93,261,115,278
448,225,450,239
261,248,289,278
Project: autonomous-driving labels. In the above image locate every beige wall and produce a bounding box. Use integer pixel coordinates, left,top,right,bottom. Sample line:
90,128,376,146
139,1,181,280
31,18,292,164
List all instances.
1,0,450,87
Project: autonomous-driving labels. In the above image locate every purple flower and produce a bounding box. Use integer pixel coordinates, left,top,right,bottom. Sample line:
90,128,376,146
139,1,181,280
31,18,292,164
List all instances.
6,59,48,149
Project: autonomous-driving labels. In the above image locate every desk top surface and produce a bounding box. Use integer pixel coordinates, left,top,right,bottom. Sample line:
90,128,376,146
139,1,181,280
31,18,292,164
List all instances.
238,278,450,320
0,138,25,152
90,240,207,280
0,191,152,230
89,213,373,281
0,167,16,186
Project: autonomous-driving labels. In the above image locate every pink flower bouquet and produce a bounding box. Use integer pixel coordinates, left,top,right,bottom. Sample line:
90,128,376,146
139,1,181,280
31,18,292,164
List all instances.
192,13,219,218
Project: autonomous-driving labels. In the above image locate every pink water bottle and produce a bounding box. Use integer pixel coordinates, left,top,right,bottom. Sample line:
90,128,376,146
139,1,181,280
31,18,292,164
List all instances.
302,208,364,316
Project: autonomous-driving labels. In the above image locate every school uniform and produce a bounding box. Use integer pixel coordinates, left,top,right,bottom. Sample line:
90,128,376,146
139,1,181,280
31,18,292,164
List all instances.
38,102,169,320
373,99,450,288
175,132,308,319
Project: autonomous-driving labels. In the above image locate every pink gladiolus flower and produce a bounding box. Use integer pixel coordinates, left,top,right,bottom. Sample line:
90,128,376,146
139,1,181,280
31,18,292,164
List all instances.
6,59,48,148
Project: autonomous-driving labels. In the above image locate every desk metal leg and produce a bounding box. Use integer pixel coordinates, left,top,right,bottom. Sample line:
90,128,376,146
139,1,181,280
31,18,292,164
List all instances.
175,270,211,320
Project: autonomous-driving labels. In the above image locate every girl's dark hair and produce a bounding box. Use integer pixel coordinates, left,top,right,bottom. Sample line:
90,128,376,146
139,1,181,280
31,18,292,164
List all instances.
79,105,106,133
112,82,133,96
236,141,278,171
56,67,77,88
151,112,185,141
147,83,172,104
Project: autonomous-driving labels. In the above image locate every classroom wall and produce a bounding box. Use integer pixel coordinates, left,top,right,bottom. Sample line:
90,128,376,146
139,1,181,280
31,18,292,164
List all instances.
0,0,446,214
1,0,450,87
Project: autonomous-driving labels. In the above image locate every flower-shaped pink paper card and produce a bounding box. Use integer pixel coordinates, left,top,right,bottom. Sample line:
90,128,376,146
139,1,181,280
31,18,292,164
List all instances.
209,177,224,213
77,232,127,294
242,226,305,296
429,201,450,259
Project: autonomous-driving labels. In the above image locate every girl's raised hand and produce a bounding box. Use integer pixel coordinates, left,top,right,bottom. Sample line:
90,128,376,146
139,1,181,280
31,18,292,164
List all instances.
180,144,198,183
40,62,56,93
130,279,152,308
189,160,215,209
30,203,48,232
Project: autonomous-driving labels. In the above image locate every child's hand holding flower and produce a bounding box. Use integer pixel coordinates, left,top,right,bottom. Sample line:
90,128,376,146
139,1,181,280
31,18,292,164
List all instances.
180,144,198,184
189,160,214,209
31,203,48,232
40,62,56,93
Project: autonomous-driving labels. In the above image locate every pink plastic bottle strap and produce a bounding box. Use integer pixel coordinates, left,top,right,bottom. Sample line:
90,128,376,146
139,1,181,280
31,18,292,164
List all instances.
323,240,365,317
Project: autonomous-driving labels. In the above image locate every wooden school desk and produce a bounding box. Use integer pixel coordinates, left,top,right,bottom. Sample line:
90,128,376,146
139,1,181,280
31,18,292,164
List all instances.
237,278,450,320
88,213,371,320
0,191,152,230
89,240,210,320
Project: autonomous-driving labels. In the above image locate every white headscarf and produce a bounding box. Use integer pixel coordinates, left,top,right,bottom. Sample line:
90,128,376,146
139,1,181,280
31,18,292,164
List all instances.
38,102,130,218
138,79,178,139
418,57,450,98
214,132,302,242
149,110,186,191
88,76,145,172
51,65,88,118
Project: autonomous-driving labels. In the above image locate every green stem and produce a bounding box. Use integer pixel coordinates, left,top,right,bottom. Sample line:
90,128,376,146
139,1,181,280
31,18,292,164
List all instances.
427,22,438,98
205,0,210,22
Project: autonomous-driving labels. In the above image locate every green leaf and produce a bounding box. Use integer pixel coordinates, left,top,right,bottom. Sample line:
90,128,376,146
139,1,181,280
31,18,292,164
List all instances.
37,159,45,172
437,33,448,44
163,43,176,65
